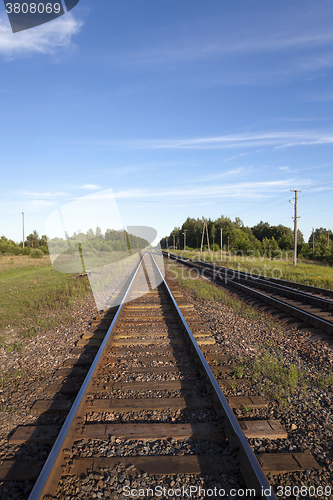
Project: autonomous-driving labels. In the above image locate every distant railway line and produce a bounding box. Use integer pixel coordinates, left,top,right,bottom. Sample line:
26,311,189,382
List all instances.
164,252,333,334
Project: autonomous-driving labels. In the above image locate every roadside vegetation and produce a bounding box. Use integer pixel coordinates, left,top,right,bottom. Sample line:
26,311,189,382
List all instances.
0,254,91,346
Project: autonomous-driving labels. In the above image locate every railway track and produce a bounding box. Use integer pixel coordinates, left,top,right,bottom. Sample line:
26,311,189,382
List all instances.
165,252,333,335
0,252,322,500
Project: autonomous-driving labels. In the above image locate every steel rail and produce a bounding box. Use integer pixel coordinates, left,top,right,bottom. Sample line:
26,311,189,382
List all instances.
28,254,144,500
151,253,277,500
166,252,333,333
226,278,333,333
206,264,333,310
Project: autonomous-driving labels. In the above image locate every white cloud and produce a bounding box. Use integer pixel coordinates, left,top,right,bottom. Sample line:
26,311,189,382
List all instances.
0,13,83,57
78,184,102,190
81,130,333,151
113,179,295,201
126,32,333,67
29,199,57,209
22,191,69,198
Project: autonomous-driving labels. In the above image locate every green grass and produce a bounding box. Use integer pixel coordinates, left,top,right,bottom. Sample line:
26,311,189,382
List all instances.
0,255,91,343
252,350,303,405
171,250,333,290
234,365,244,378
316,369,333,391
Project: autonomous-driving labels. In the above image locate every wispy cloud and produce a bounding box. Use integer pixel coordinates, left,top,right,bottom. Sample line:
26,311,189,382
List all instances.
77,184,102,190
22,191,69,198
29,199,57,209
79,130,333,151
303,92,333,102
113,179,295,201
278,166,300,174
125,32,333,67
188,167,255,183
0,13,83,57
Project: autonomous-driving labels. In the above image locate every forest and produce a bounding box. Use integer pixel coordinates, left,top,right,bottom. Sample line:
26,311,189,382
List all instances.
164,216,333,264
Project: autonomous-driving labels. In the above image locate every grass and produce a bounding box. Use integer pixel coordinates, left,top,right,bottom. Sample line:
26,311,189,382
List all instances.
0,254,91,344
234,365,244,378
171,249,333,290
252,350,303,406
316,369,333,391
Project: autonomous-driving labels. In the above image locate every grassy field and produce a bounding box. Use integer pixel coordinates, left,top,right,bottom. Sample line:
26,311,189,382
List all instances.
170,249,333,290
0,254,91,346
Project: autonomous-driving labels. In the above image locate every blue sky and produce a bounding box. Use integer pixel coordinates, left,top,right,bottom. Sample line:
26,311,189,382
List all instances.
1,0,333,244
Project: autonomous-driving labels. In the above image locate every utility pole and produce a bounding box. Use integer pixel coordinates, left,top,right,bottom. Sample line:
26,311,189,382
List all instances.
182,229,187,250
289,190,301,266
220,228,222,261
22,212,25,248
200,220,210,256
173,234,175,249
312,228,314,256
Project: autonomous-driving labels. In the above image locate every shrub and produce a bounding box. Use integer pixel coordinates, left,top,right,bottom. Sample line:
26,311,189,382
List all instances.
30,249,44,259
39,244,49,254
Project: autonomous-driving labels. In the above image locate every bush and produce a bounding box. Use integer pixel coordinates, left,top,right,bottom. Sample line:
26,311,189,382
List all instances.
39,244,49,254
30,249,44,259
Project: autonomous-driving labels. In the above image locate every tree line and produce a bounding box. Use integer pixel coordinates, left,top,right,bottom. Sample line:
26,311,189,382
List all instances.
164,216,333,263
0,231,48,256
0,228,149,257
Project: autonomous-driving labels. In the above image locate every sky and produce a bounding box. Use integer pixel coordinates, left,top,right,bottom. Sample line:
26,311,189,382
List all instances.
1,0,333,245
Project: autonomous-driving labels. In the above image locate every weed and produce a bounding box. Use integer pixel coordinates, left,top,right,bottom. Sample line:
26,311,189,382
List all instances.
316,369,333,391
252,350,302,405
3,341,24,353
288,365,299,392
234,366,244,378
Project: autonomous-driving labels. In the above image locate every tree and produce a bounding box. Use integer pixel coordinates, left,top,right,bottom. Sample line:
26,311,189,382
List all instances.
26,230,39,248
